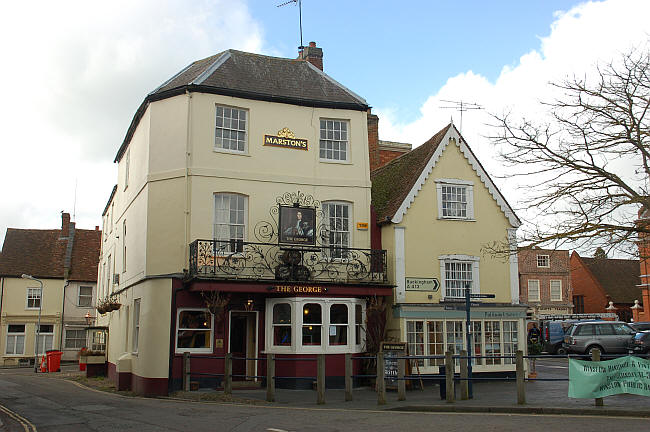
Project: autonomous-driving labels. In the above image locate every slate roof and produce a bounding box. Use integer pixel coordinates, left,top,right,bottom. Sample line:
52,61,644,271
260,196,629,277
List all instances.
371,124,451,222
0,226,101,282
580,256,640,303
115,50,368,162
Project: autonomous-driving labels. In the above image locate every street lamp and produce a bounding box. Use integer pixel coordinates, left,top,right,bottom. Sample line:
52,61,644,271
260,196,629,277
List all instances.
21,274,43,373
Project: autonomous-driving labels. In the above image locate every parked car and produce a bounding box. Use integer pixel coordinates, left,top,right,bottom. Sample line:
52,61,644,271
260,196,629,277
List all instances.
563,321,637,355
630,322,650,332
628,330,650,355
540,320,575,354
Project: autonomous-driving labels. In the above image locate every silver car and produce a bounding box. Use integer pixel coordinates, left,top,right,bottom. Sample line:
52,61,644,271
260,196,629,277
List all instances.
562,321,637,355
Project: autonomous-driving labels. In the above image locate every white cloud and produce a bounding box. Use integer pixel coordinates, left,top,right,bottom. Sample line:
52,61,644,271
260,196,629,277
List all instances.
0,0,263,240
375,0,650,250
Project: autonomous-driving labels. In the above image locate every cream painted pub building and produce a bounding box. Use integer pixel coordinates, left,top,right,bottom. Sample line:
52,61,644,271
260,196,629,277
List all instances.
371,124,527,375
97,44,391,395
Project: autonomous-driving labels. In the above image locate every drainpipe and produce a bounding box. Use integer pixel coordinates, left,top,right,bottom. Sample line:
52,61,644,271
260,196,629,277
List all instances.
60,280,70,350
0,277,4,333
168,279,185,394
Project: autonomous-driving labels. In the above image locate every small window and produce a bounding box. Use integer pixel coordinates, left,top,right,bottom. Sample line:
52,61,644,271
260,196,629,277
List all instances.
444,261,473,299
573,295,585,314
436,180,474,220
78,286,93,307
176,309,213,353
215,105,247,153
329,304,348,345
537,255,550,267
550,280,562,301
65,329,86,349
527,280,540,302
122,220,127,272
319,119,349,162
133,299,141,353
273,303,292,346
6,325,25,355
124,148,130,190
302,303,322,346
26,287,41,309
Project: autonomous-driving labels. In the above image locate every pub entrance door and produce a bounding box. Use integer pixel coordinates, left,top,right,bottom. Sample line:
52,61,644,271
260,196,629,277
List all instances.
229,311,258,381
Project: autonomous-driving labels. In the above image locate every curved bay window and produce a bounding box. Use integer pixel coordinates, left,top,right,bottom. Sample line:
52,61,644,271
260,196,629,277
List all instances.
176,309,213,353
273,303,292,346
266,298,365,354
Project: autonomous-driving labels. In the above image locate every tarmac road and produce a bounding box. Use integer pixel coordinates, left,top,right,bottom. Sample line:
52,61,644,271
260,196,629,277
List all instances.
1,360,649,432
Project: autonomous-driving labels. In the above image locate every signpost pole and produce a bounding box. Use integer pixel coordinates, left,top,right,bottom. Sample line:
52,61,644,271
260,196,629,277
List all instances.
464,286,473,399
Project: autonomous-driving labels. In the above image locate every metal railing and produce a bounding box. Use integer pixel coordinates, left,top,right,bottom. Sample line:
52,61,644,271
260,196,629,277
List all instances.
188,239,388,284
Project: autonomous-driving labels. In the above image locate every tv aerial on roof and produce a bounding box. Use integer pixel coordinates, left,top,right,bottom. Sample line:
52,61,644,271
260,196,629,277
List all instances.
439,100,483,134
277,0,305,51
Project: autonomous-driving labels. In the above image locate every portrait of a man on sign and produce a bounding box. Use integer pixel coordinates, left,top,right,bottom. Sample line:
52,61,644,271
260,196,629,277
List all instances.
279,206,315,246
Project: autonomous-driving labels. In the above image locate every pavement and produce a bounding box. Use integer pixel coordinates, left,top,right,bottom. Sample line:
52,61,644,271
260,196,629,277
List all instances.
188,358,650,418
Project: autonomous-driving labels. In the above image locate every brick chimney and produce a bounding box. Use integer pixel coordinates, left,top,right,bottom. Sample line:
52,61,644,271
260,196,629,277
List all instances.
367,112,380,172
298,41,323,71
61,212,70,235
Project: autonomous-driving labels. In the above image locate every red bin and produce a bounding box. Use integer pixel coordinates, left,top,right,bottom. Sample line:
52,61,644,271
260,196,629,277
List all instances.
46,350,63,373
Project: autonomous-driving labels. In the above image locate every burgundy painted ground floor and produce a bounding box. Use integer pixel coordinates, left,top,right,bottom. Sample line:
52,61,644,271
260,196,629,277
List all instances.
109,278,393,395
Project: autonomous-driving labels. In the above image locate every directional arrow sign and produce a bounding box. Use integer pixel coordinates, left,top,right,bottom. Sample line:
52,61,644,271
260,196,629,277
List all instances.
470,294,496,298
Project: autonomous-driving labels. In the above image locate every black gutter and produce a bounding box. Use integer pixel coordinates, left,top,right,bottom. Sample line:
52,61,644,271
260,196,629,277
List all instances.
114,85,370,163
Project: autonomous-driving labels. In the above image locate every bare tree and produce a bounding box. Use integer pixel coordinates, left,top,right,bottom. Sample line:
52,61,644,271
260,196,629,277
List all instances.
487,47,650,257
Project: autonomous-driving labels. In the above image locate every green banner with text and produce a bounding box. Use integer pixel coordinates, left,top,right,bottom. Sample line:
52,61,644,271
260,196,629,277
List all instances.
568,356,650,398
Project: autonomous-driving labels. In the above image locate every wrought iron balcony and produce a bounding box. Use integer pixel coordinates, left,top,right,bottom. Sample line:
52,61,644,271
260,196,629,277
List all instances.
188,239,388,284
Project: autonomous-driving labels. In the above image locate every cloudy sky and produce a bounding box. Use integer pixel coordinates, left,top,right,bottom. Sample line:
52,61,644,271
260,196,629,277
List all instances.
0,0,648,248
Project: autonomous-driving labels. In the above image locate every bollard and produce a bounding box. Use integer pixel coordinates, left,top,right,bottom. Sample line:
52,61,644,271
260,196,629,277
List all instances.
224,353,232,395
317,354,325,405
460,350,468,400
516,350,525,405
376,352,386,405
445,350,454,403
592,348,603,407
183,352,190,392
345,353,353,401
397,357,406,401
266,353,275,402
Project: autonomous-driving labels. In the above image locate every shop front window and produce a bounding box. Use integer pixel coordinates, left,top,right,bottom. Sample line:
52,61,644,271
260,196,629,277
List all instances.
273,303,292,346
485,321,501,365
302,303,322,346
329,304,348,345
176,309,213,353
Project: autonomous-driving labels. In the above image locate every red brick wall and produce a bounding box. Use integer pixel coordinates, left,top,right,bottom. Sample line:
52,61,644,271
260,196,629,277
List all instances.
637,212,650,321
518,249,571,307
368,113,380,172
378,150,405,168
570,253,608,314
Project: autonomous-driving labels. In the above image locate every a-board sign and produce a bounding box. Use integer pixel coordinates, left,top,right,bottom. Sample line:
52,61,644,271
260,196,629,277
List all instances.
381,341,407,389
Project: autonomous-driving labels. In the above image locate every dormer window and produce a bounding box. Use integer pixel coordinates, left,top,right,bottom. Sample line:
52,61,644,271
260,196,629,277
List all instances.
537,255,550,268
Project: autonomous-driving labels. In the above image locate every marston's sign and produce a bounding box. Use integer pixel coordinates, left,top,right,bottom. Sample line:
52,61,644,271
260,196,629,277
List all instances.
269,285,328,294
264,127,308,150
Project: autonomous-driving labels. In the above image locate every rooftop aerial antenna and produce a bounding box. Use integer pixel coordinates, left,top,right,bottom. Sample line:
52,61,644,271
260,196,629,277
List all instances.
439,99,483,134
72,178,78,221
277,0,304,51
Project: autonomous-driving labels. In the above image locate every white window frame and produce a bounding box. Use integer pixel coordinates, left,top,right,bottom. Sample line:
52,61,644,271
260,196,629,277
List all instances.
322,201,352,259
438,255,480,300
36,324,54,355
5,324,26,355
26,287,41,310
65,327,86,349
319,118,350,163
265,297,365,354
550,280,562,301
214,104,248,154
213,193,248,254
435,179,474,220
78,285,93,308
175,308,214,354
403,319,519,373
124,148,130,190
537,255,550,268
132,298,140,354
528,279,540,302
